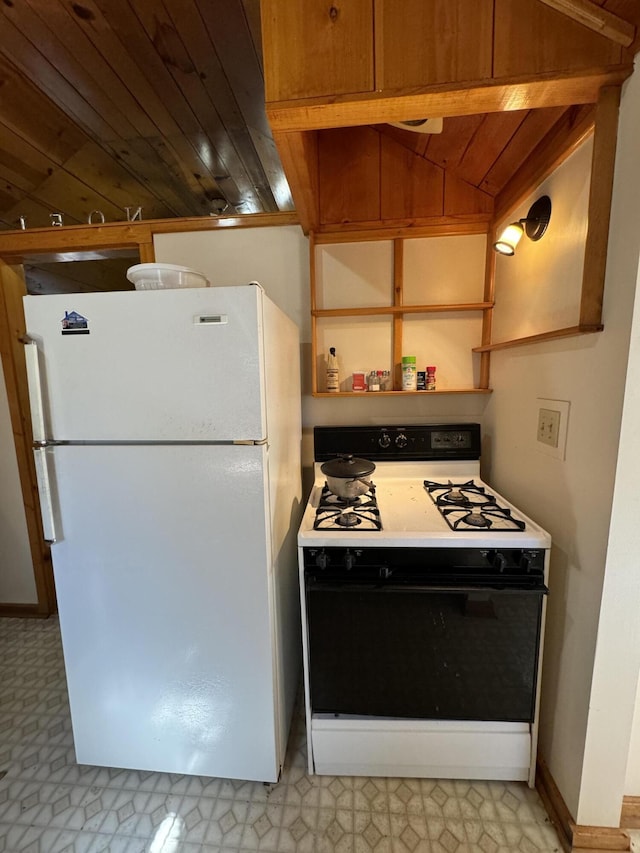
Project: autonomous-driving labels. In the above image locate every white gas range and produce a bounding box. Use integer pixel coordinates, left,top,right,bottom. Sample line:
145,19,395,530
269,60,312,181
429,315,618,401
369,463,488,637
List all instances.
297,424,551,786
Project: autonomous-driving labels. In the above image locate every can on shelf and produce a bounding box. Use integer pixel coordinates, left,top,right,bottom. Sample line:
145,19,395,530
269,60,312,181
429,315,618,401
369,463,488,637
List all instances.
352,371,367,392
401,356,417,391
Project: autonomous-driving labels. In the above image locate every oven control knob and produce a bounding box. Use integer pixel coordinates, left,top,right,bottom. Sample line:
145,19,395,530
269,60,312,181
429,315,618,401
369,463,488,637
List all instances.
378,432,392,448
520,554,532,573
344,550,356,570
395,433,408,448
315,550,328,569
494,552,507,573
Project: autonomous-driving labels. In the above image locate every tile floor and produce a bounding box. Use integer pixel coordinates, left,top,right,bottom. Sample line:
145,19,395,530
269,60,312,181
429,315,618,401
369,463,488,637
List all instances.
0,617,564,853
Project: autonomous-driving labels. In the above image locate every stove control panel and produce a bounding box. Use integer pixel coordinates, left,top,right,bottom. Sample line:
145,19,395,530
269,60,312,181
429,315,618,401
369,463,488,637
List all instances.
303,546,547,587
314,423,481,462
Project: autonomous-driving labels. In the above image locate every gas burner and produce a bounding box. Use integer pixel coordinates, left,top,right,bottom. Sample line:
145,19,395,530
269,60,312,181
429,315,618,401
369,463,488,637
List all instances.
321,489,375,510
464,511,490,528
314,484,382,531
425,479,495,508
425,480,526,532
336,512,361,527
446,485,466,504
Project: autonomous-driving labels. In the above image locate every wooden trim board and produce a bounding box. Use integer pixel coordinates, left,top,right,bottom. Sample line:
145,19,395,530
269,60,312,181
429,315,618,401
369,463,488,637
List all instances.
0,212,300,262
537,0,635,47
581,86,620,327
0,604,48,619
392,239,403,391
314,302,493,318
480,228,496,388
313,388,492,398
0,262,54,615
536,755,631,851
314,216,491,242
621,797,640,830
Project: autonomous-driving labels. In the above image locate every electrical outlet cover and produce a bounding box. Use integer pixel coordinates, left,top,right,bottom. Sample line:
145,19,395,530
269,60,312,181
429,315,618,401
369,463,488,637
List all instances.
536,398,570,459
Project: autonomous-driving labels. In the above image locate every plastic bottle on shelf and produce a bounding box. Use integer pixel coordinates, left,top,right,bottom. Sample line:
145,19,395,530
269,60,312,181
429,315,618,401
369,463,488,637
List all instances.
367,370,380,391
326,347,339,392
401,356,417,391
426,365,437,391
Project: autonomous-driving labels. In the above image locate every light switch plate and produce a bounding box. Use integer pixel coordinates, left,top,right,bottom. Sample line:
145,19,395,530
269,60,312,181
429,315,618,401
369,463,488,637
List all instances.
536,398,570,459
538,408,561,447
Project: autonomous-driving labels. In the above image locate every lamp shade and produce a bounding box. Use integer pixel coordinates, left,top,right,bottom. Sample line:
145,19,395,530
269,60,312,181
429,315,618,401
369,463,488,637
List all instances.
492,196,552,256
493,222,524,256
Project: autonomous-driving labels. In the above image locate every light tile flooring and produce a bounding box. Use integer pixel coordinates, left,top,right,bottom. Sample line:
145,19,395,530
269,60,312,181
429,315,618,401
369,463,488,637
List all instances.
0,617,564,853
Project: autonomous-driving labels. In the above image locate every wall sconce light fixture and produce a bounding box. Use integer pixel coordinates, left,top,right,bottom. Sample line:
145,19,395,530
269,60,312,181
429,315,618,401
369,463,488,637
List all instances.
493,195,552,256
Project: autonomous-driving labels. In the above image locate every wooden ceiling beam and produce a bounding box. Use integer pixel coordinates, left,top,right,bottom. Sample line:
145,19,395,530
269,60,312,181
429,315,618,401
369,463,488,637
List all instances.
272,131,320,233
266,66,631,132
537,0,635,47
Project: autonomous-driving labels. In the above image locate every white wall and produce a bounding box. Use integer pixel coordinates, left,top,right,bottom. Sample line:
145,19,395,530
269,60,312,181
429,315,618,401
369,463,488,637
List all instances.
581,247,640,821
153,226,311,339
0,357,37,604
491,140,590,342
482,66,640,824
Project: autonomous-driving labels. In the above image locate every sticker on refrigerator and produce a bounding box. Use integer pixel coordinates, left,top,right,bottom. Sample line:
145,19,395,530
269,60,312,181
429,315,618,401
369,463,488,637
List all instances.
61,311,89,335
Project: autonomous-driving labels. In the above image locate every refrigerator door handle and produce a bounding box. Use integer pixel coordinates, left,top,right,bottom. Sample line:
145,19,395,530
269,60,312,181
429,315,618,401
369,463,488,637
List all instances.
33,447,58,543
24,340,47,443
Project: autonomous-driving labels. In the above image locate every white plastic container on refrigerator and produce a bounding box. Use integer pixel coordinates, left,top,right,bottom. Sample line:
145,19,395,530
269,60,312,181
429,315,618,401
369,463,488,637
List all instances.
23,283,302,782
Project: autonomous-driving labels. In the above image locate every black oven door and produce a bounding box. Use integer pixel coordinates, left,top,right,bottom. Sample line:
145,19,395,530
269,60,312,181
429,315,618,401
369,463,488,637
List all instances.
305,580,547,722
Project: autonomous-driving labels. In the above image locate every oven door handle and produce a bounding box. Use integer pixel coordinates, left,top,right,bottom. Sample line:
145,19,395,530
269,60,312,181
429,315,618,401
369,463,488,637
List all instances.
306,581,548,594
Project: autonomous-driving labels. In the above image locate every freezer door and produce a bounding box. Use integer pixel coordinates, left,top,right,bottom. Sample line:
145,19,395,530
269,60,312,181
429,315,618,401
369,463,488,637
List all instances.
23,286,267,441
46,443,284,781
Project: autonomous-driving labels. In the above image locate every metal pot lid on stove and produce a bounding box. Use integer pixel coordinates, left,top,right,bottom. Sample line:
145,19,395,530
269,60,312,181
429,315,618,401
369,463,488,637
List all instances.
320,454,375,479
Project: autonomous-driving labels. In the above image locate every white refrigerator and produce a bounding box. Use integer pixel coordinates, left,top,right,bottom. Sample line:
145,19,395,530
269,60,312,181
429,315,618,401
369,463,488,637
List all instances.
23,283,302,783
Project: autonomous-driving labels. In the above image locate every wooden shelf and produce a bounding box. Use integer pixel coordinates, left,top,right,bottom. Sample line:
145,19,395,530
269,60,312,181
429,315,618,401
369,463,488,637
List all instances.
314,302,493,318
472,324,603,352
313,389,492,398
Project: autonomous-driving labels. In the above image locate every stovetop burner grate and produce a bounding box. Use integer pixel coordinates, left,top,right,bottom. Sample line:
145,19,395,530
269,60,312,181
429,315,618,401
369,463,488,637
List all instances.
424,479,526,532
313,484,382,531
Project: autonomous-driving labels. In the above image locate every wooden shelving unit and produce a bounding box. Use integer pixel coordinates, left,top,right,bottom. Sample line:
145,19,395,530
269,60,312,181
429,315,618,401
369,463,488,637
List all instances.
311,233,493,397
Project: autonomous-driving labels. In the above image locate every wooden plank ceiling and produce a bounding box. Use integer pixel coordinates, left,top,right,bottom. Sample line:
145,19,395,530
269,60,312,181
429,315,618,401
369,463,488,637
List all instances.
0,0,293,232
